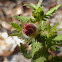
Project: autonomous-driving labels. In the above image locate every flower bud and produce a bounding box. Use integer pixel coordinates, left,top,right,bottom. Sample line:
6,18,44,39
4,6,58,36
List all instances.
23,23,37,37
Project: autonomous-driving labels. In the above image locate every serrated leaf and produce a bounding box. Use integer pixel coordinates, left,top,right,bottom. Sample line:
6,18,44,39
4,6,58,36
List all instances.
31,48,48,62
24,3,36,9
31,41,42,57
53,34,62,41
20,43,32,59
51,23,59,35
41,21,47,31
9,30,22,36
11,23,22,31
46,4,61,16
37,0,43,9
14,15,31,23
14,15,36,23
32,57,46,62
50,46,57,51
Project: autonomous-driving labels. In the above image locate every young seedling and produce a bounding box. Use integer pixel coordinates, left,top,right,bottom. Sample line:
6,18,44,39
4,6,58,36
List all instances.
11,0,62,62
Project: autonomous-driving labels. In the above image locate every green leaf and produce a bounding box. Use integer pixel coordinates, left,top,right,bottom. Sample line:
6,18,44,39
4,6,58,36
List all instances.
36,8,43,13
51,23,59,35
24,3,36,9
53,34,62,41
47,23,51,38
14,15,36,23
20,43,32,59
14,15,31,23
30,16,36,22
41,21,47,31
48,24,51,33
44,4,61,20
32,57,46,62
9,30,22,36
11,23,22,31
37,0,43,9
50,46,57,51
31,48,48,62
31,40,42,57
46,4,61,16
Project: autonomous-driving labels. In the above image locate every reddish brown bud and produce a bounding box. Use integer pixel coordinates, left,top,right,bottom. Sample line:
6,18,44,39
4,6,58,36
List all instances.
23,23,37,37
